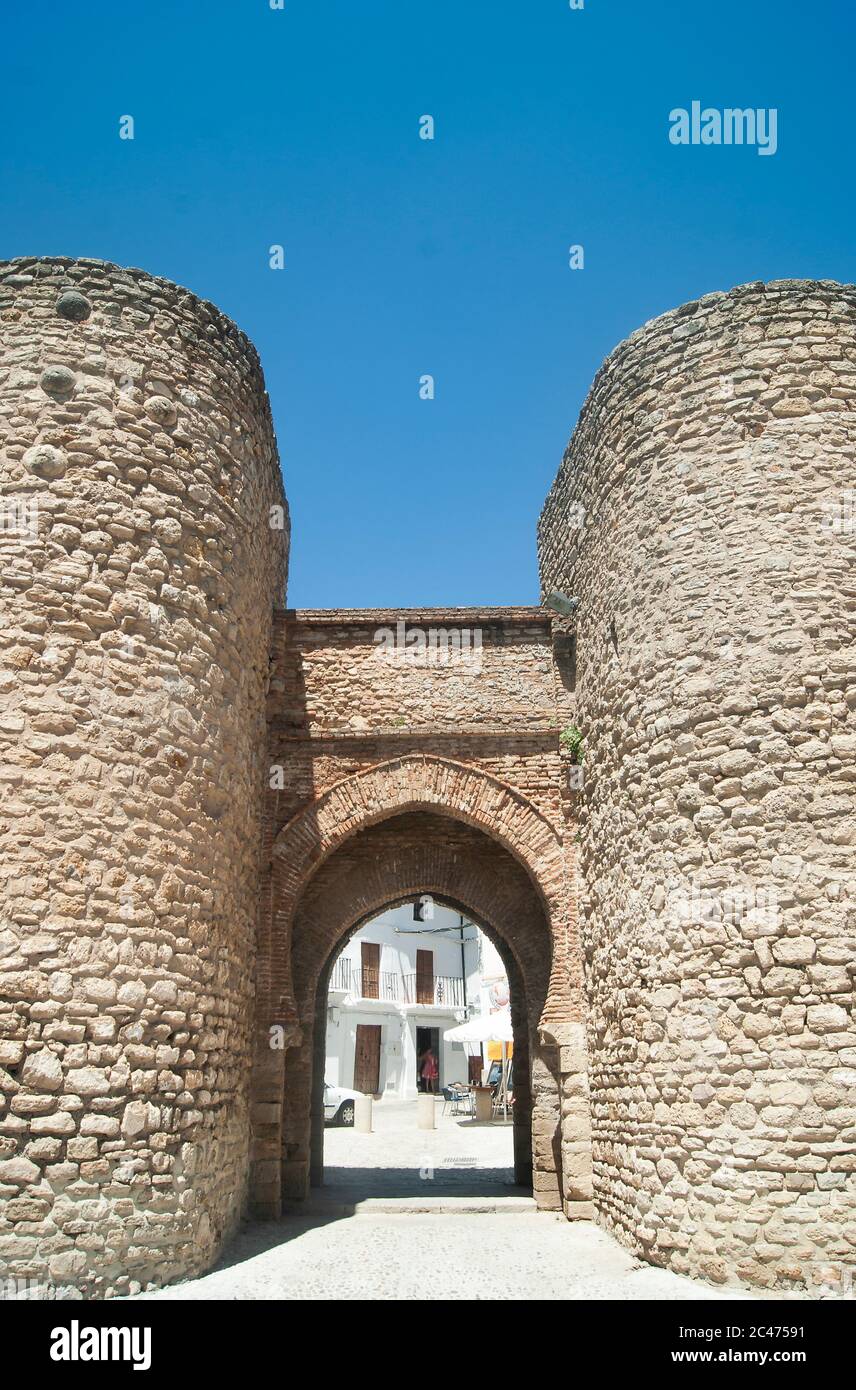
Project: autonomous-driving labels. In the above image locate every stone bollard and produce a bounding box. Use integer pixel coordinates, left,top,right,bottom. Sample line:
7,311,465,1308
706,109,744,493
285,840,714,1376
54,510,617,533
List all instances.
355,1094,373,1133
473,1086,493,1123
417,1092,436,1130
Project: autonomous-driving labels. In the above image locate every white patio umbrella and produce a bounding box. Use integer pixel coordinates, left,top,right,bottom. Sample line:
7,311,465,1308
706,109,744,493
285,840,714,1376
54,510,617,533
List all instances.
443,1011,513,1044
444,1011,513,1117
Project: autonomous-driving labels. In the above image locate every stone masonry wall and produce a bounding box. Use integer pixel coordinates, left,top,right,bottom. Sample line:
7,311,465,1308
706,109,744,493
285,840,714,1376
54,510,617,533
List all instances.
251,609,590,1220
261,609,584,1041
7,259,848,1298
274,607,572,734
0,258,288,1296
265,607,574,839
538,279,856,1290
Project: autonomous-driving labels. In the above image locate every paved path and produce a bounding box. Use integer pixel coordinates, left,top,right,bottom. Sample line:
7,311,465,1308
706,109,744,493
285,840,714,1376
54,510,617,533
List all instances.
140,1101,758,1301
141,1213,757,1301
317,1096,524,1206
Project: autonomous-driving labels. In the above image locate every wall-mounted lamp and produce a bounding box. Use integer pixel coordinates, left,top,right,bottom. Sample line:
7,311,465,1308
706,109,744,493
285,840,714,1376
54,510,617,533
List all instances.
544,591,579,617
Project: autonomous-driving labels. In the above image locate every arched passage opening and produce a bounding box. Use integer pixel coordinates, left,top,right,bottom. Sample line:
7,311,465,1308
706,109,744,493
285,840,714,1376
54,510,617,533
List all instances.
250,756,591,1222
313,892,531,1187
283,812,560,1207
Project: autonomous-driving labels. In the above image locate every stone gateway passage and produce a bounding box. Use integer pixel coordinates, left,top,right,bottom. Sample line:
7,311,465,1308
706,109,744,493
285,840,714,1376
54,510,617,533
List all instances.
0,259,853,1298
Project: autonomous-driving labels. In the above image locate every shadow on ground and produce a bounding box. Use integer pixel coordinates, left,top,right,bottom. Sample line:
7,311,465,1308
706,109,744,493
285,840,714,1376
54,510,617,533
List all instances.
315,1164,524,1200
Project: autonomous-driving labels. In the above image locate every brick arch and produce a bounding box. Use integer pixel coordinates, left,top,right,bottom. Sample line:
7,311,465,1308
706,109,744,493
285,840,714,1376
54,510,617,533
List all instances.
274,811,562,1209
260,755,577,1043
286,815,555,1202
290,819,550,1021
251,776,591,1221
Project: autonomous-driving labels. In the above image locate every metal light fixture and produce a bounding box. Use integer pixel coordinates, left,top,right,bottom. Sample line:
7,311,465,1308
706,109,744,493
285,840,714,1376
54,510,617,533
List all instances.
544,590,579,617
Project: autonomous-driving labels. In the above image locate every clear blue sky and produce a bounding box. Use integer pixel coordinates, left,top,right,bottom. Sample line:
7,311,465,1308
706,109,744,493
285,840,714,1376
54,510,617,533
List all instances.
2,1,852,607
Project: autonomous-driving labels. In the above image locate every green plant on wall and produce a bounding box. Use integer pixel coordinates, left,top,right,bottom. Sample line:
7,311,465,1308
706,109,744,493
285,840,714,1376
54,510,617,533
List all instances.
560,724,584,764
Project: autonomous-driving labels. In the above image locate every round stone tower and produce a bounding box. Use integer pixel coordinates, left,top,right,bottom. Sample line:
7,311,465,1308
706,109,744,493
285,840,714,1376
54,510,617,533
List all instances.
539,280,855,1290
0,258,288,1295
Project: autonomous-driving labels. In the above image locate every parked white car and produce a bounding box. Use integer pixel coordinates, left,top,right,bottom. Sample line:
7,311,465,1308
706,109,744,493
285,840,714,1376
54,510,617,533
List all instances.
323,1082,358,1127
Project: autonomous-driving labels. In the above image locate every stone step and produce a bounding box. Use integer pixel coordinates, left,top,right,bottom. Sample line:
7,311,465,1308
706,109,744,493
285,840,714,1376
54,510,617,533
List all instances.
285,1191,537,1217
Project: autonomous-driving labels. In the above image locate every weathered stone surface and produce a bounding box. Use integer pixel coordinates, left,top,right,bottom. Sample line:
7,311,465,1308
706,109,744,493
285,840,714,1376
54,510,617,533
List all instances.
539,277,856,1292
144,394,177,427
22,442,66,479
0,1156,41,1185
808,1004,849,1033
120,1101,148,1139
39,364,76,397
1,263,851,1301
55,289,91,321
0,255,289,1298
64,1068,110,1098
20,1051,63,1093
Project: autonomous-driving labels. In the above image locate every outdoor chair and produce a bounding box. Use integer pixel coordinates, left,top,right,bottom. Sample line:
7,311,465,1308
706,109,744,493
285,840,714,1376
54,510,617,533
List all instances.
449,1083,474,1117
441,1087,458,1116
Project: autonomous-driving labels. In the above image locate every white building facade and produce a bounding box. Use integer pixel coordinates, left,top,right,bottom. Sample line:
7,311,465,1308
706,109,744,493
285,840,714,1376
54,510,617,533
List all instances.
325,902,508,1099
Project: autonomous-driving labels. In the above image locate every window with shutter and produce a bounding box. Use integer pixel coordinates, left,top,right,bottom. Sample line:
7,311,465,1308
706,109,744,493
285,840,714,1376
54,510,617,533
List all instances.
416,948,434,1005
361,941,379,999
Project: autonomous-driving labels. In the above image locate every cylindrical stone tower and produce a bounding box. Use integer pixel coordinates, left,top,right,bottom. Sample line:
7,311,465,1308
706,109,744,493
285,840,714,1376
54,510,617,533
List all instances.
0,258,288,1295
539,280,855,1291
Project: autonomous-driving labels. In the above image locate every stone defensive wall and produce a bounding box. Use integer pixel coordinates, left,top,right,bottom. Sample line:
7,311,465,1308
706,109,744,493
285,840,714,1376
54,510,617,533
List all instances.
0,258,288,1295
253,607,586,1220
265,605,573,818
0,260,852,1297
259,607,582,1049
538,279,856,1289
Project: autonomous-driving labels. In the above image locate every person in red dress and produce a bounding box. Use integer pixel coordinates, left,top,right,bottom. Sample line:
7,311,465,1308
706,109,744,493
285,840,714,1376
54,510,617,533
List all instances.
420,1047,439,1094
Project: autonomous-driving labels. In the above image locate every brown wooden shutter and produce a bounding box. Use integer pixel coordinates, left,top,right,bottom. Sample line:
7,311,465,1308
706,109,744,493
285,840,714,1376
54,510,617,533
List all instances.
353,1024,382,1094
416,948,434,1005
361,941,379,999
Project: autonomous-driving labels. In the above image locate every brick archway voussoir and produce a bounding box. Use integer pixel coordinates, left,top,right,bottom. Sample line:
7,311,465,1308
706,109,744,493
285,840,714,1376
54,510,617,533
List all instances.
263,755,571,1039
271,755,564,900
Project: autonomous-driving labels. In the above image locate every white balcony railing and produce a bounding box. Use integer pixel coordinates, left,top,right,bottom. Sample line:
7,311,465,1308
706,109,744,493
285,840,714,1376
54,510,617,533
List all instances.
402,973,465,1008
328,960,465,1008
329,957,353,992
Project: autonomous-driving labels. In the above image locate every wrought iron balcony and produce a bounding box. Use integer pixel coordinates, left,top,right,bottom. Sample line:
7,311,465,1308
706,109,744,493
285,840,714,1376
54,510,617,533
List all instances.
402,973,465,1007
328,960,465,1008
